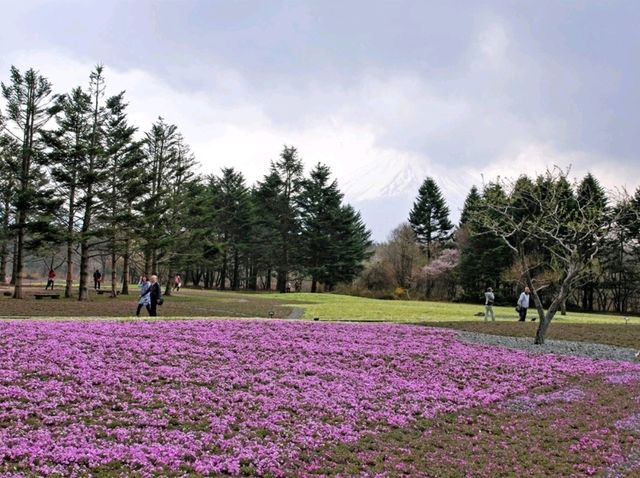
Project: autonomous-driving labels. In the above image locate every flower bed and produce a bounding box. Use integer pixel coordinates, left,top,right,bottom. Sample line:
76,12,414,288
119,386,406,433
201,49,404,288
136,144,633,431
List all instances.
0,320,637,477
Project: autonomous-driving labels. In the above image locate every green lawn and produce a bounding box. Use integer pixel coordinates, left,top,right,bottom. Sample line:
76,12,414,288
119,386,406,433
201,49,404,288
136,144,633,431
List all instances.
235,291,637,325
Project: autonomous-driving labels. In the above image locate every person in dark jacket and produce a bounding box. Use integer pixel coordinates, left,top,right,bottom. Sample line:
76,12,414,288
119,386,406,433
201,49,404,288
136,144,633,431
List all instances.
93,270,102,290
148,274,162,317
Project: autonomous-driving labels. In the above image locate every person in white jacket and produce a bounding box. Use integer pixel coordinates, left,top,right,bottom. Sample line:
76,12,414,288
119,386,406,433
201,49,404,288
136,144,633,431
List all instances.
517,286,532,321
484,287,495,322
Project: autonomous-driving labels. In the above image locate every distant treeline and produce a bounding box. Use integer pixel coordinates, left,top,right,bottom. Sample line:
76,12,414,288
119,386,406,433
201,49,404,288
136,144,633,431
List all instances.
357,172,640,316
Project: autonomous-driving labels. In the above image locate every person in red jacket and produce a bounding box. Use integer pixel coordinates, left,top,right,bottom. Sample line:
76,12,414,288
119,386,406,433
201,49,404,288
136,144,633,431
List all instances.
45,269,56,290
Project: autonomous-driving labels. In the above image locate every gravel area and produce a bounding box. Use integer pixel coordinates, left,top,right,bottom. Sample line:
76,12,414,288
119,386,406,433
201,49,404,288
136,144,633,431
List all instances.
456,330,640,363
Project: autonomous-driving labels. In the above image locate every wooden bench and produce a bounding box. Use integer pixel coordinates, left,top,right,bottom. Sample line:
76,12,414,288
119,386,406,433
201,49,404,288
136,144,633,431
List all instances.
34,293,61,300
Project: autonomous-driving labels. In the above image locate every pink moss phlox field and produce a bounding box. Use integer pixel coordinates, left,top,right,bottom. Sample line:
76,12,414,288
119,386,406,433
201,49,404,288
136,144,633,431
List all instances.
0,320,638,477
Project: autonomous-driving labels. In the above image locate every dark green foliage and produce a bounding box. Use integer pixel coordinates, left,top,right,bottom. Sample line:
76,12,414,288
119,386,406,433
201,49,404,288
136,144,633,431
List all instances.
210,168,254,290
1,66,63,298
270,146,304,292
409,177,453,258
459,185,480,226
298,164,372,291
458,184,512,300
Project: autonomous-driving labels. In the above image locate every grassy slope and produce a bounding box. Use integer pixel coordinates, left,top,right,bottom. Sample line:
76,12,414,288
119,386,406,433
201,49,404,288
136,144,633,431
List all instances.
249,291,638,325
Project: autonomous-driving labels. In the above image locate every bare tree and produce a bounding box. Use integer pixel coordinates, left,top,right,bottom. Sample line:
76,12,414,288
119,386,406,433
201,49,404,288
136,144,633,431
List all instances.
474,168,620,344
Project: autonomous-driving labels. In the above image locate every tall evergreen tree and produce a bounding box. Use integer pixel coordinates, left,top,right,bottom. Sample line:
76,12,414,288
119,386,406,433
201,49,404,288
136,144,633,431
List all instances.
44,86,93,297
211,168,253,290
458,183,512,298
409,177,453,259
459,185,480,226
140,116,180,274
77,65,108,301
298,163,344,292
1,66,62,298
97,92,141,297
158,133,198,295
271,145,303,292
251,172,282,290
325,204,372,290
576,173,608,311
0,132,18,284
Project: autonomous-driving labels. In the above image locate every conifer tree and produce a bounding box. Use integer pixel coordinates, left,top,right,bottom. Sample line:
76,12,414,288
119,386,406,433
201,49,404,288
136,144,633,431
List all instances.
576,173,608,311
409,177,453,259
44,86,93,297
271,146,303,292
211,168,253,290
0,132,18,284
98,92,141,297
459,185,480,226
298,163,344,292
1,66,62,298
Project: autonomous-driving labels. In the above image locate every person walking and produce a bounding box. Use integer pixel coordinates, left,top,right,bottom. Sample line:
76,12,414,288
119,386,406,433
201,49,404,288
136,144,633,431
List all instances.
484,287,495,322
148,274,162,317
173,273,182,292
45,269,56,290
517,286,532,321
136,275,152,317
93,270,102,290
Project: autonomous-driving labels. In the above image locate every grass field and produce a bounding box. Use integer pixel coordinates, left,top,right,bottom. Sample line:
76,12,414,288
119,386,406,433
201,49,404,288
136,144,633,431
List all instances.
2,286,639,348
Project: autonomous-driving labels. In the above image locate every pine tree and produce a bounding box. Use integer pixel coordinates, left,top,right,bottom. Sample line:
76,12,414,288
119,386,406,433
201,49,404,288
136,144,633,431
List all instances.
0,132,19,284
1,66,62,298
44,86,93,297
298,163,344,292
325,204,372,290
251,172,282,290
159,133,198,295
140,116,180,274
211,167,253,290
98,92,141,297
576,173,608,311
77,65,109,301
409,177,453,259
271,145,303,292
458,183,512,299
459,185,480,226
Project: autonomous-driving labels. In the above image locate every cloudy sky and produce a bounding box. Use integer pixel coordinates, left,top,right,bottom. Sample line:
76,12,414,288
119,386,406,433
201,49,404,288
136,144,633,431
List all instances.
2,0,639,240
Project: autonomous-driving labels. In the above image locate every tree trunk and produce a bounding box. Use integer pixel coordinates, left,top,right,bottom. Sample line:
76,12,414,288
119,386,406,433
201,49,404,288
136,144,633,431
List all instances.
12,209,27,299
110,250,117,298
265,268,272,291
311,276,317,293
10,236,18,285
232,249,239,290
78,240,90,300
121,237,130,295
64,236,74,298
0,197,10,284
277,269,287,293
0,243,7,284
219,250,227,290
164,271,172,296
